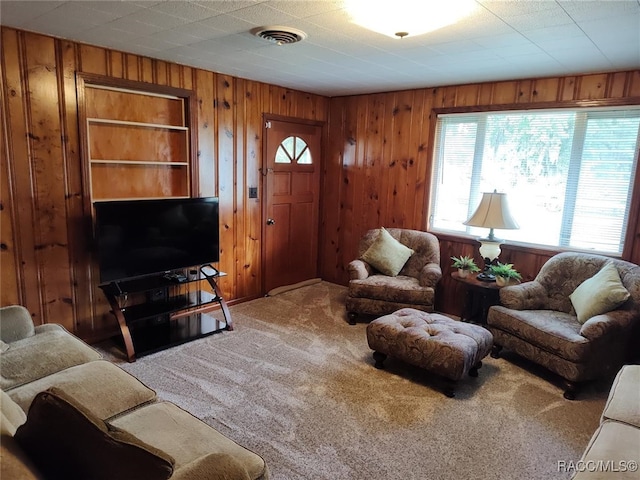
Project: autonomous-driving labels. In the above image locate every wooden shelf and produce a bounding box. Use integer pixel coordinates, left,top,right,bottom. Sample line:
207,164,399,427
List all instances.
90,159,189,166
81,80,192,203
88,117,189,131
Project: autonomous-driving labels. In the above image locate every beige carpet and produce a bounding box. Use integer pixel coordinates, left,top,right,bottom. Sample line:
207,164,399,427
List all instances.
101,281,609,480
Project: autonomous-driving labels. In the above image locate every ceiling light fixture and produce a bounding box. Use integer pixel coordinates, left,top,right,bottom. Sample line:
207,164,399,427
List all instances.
346,0,477,39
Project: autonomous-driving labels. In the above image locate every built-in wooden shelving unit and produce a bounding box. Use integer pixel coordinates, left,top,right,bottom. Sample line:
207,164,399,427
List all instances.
80,81,193,202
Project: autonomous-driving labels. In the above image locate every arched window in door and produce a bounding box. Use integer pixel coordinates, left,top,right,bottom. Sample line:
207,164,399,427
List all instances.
275,136,312,164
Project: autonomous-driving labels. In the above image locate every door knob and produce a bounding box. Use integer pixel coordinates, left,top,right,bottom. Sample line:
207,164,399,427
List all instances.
267,218,276,225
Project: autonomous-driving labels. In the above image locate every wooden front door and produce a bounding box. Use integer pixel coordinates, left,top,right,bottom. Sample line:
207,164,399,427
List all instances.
263,117,322,293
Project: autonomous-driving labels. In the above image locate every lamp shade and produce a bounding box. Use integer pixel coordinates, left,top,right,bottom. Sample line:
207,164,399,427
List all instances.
464,191,519,231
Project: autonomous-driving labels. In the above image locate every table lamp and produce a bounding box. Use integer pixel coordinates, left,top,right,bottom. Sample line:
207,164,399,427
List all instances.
464,190,519,281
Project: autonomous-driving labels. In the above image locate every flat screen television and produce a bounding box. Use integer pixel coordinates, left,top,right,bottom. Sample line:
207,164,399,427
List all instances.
94,197,219,284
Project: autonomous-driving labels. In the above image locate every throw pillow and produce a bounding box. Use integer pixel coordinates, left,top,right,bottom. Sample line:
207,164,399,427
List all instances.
14,387,174,480
569,262,631,324
361,227,414,276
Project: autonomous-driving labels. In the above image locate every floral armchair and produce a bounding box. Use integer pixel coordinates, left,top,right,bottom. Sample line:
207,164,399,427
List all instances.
345,228,441,324
487,252,640,399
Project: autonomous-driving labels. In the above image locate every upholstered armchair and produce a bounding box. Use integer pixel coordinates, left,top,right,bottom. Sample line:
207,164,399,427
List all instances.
346,228,441,324
487,252,640,400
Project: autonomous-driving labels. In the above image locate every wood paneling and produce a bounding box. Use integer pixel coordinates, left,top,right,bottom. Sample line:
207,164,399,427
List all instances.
239,80,263,298
1,27,327,341
1,30,76,329
318,97,346,279
2,26,639,336
0,73,19,307
215,74,236,301
58,39,95,336
322,69,640,318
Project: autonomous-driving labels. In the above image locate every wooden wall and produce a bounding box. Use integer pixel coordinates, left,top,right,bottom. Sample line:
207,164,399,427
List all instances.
2,26,640,339
0,27,328,340
321,71,640,317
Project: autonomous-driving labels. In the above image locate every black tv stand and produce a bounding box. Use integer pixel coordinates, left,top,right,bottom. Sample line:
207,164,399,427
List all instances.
100,264,232,362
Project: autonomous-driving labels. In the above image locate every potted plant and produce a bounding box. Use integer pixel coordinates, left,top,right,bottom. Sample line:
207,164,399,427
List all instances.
451,255,480,278
490,262,522,286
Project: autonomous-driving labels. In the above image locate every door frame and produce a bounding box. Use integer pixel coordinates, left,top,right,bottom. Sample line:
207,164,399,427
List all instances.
261,113,326,294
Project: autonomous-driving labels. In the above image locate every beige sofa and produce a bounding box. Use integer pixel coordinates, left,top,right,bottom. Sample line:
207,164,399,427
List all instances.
573,365,640,479
0,305,269,480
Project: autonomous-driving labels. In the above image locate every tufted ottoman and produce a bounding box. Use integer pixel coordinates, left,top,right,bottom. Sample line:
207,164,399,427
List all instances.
366,308,493,397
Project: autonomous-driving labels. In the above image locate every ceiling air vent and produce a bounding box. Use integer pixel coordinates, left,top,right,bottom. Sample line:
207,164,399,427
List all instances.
251,26,307,45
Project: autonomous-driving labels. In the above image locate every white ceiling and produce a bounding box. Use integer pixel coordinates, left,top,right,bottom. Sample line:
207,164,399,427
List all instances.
1,0,639,97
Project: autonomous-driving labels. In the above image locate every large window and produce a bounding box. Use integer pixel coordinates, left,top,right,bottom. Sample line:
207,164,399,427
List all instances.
429,106,640,255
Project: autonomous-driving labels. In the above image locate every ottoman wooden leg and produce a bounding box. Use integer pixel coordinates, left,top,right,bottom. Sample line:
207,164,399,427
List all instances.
490,344,502,358
442,378,456,398
347,312,358,325
372,351,387,369
469,361,482,377
563,380,579,400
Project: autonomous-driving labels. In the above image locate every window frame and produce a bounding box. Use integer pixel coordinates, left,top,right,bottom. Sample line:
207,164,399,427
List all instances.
426,100,640,259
